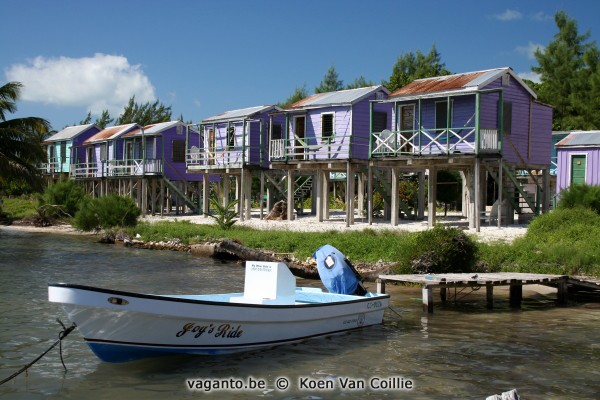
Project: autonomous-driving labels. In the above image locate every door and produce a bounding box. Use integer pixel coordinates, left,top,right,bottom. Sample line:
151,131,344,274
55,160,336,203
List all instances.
208,129,216,165
399,105,414,154
571,154,586,186
49,145,55,172
87,147,93,177
294,116,306,160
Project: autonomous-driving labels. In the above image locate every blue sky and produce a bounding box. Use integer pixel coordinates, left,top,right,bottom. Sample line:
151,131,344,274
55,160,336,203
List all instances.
2,0,599,131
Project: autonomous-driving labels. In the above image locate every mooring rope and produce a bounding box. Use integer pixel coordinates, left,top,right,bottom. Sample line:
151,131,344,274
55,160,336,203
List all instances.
0,319,77,386
386,305,405,318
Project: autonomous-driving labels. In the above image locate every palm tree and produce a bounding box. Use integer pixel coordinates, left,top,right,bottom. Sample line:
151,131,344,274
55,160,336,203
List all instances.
0,82,51,193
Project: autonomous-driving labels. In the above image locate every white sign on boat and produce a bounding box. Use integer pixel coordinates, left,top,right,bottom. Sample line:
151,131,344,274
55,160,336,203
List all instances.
230,261,296,305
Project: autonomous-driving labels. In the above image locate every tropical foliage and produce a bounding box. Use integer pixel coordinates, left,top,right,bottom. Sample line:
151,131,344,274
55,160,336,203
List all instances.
383,44,451,92
0,82,51,193
533,11,600,130
315,65,344,93
207,196,239,230
73,195,140,231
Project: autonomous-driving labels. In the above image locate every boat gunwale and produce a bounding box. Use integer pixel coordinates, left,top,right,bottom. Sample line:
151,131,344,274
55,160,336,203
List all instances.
48,283,390,309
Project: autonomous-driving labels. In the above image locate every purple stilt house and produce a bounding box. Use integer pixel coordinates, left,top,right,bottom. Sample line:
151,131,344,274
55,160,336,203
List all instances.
269,86,392,223
371,67,553,229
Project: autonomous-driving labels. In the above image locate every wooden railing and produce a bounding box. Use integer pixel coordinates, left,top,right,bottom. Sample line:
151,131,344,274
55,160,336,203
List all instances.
268,133,360,161
186,146,250,168
71,159,163,178
371,127,499,157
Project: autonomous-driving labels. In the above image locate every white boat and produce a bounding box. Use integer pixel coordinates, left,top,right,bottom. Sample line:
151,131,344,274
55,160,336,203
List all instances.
49,258,390,362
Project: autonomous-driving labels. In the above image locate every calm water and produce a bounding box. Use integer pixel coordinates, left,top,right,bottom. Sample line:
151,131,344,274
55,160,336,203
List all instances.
0,228,599,400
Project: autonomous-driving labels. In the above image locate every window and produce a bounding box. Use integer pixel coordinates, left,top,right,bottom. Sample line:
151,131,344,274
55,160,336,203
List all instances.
502,101,512,135
321,113,334,143
60,142,66,161
435,101,453,132
372,111,387,133
100,144,107,160
172,139,185,162
227,126,235,148
271,123,282,140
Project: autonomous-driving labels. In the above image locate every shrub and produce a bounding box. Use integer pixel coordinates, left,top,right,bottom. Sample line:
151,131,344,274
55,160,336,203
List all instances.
207,196,238,230
557,184,600,214
409,225,477,274
38,180,87,218
73,195,140,231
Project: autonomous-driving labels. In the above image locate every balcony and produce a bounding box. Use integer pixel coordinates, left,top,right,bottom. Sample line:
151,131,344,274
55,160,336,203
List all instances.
370,127,499,157
71,159,163,178
268,133,358,162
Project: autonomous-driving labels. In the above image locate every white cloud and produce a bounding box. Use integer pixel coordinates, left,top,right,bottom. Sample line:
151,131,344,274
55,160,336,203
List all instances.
4,53,156,117
516,42,544,60
517,72,541,84
531,11,553,21
494,9,523,21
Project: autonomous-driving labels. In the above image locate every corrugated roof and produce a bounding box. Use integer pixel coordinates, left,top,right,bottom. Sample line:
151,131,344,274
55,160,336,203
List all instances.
122,121,200,137
84,123,139,144
286,86,389,110
44,124,98,143
556,131,600,147
387,67,536,100
203,105,281,123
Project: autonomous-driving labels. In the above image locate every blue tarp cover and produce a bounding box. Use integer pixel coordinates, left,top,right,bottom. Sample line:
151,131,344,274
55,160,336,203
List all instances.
313,244,361,295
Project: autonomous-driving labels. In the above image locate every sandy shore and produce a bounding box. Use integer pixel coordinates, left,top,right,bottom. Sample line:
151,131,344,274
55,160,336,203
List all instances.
1,210,528,244
140,210,528,244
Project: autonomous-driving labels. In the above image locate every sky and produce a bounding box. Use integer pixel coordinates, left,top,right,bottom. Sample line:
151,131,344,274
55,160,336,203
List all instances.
2,0,599,131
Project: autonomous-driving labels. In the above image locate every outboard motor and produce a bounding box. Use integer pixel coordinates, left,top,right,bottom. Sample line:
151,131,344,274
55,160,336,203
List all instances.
313,244,367,296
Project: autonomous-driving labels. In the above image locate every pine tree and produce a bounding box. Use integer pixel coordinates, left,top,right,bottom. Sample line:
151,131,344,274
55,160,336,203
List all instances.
345,76,375,89
532,11,598,130
95,110,114,128
116,96,172,126
279,84,309,108
315,65,344,93
384,44,450,92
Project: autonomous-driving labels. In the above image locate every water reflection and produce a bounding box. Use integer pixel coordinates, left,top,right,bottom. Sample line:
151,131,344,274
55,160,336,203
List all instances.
1,228,600,399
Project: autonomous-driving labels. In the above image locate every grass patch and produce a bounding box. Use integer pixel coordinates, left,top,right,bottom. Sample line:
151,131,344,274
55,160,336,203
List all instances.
1,197,38,220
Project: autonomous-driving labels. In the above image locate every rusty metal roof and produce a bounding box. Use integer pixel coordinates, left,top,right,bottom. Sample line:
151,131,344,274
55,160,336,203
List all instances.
286,86,389,110
387,67,537,100
556,131,600,147
84,123,139,144
390,71,488,96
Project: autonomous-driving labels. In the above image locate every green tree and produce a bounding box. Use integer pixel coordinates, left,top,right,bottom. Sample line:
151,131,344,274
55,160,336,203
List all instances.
0,82,51,192
345,76,375,89
116,96,172,125
80,111,92,125
95,110,114,128
315,65,344,93
278,84,309,108
384,44,450,92
532,11,598,130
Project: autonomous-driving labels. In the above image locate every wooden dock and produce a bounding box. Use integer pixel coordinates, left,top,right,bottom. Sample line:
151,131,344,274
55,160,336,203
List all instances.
377,273,571,313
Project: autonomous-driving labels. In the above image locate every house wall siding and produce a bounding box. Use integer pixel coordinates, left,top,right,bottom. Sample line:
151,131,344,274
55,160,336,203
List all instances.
556,147,600,194
352,92,391,159
483,76,551,165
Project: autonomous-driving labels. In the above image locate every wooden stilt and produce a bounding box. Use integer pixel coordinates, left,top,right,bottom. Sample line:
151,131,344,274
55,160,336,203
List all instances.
368,164,373,225
427,167,437,227
376,279,386,294
391,167,399,226
509,279,522,308
423,286,434,313
315,168,323,222
486,283,494,309
259,171,265,220
418,171,425,220
557,279,568,305
287,169,295,221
